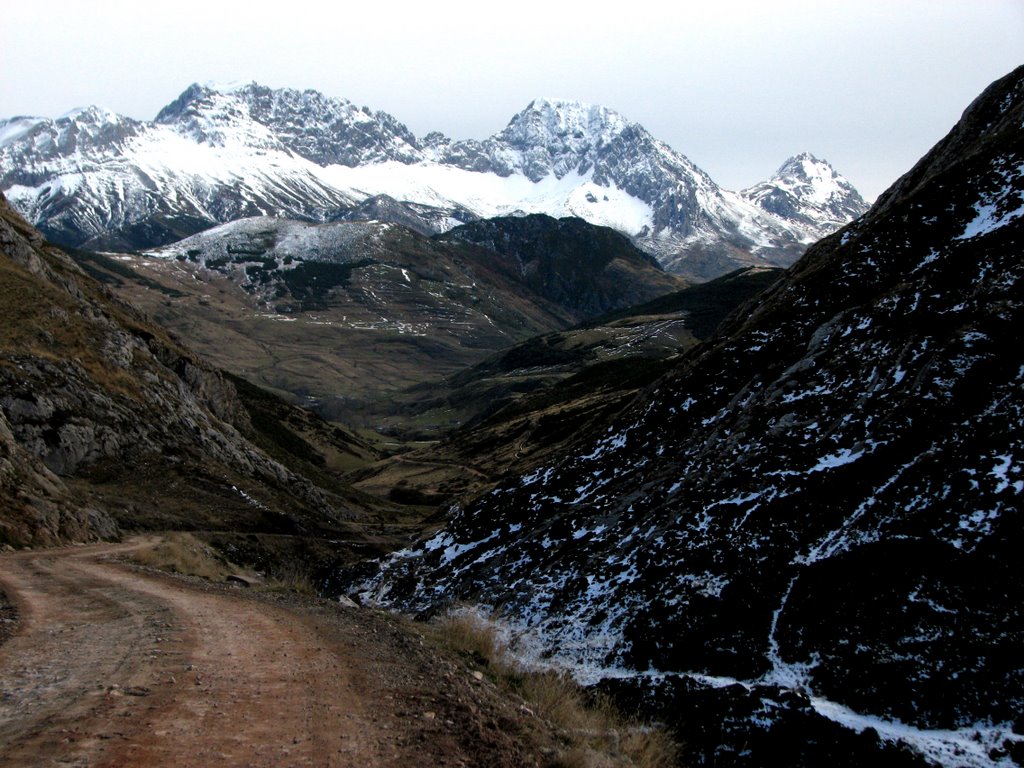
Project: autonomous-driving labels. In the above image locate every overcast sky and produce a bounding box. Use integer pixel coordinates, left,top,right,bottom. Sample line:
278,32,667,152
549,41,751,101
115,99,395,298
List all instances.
3,1,1021,200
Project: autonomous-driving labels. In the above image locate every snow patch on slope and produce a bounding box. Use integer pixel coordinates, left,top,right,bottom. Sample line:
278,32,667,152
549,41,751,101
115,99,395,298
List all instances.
317,163,655,236
956,160,1024,240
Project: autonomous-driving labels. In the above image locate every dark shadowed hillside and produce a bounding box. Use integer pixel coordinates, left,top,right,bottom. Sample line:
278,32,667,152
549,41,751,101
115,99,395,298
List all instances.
437,214,678,318
364,66,1024,767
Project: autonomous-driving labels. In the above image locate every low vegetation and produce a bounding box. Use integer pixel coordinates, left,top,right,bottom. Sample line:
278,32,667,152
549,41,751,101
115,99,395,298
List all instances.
430,611,679,767
261,560,320,597
129,533,322,596
129,532,239,582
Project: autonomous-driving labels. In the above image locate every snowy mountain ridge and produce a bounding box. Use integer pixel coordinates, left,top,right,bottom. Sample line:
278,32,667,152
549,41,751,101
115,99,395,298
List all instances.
0,82,868,280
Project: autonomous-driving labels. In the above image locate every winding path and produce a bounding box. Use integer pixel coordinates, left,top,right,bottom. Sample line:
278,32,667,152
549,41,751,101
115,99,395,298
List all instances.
0,539,544,767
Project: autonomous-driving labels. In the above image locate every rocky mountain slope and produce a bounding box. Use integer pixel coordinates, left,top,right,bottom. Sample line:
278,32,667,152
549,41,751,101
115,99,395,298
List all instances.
0,83,868,281
0,190,398,568
75,214,683,430
437,213,673,318
362,66,1024,767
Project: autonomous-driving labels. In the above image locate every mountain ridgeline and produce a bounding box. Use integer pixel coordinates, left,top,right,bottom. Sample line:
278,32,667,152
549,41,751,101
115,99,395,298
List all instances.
1,65,1020,768
0,83,867,281
363,66,1024,766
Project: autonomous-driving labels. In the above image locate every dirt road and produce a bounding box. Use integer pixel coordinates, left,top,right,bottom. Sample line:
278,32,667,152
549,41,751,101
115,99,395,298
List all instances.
0,539,547,767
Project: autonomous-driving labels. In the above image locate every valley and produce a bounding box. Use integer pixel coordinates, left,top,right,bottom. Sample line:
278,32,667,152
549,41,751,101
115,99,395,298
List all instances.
0,63,1022,768
72,213,685,433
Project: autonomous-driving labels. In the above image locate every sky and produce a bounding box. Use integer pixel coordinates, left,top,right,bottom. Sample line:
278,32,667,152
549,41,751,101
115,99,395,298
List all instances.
2,1,1021,201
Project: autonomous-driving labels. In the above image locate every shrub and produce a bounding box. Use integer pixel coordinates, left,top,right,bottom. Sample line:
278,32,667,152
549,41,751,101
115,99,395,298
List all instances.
431,611,679,767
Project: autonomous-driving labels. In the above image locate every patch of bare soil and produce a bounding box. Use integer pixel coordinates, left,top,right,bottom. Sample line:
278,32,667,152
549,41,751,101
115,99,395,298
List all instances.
0,538,556,767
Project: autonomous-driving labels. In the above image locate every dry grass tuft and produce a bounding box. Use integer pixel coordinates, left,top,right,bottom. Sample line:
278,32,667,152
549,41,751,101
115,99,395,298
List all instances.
262,562,320,597
132,534,320,597
431,612,679,767
435,611,510,670
130,532,236,581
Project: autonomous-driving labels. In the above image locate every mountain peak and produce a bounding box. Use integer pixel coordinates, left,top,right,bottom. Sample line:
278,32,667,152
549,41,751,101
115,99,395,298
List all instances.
480,98,639,183
57,105,124,123
202,79,260,94
775,152,840,184
154,82,215,121
153,81,421,164
741,152,868,232
505,98,632,142
786,150,825,164
524,96,621,118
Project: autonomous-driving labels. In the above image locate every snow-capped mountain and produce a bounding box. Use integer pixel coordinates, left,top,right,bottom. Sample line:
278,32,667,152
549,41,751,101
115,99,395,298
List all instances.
154,82,423,166
742,152,868,238
362,65,1024,767
0,91,358,250
0,83,867,280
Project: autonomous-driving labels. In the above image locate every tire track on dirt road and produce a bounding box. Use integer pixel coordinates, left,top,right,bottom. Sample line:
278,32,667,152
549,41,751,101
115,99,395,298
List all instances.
0,539,548,767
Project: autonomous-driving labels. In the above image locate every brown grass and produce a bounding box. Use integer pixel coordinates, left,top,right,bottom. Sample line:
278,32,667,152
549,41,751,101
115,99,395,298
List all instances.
430,612,679,767
435,611,510,669
130,532,238,581
130,534,321,596
262,561,320,597
0,254,147,402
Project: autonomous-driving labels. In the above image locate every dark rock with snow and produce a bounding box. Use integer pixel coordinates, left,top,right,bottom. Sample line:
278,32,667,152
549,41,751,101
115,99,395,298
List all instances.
155,82,423,167
363,66,1024,766
329,194,477,236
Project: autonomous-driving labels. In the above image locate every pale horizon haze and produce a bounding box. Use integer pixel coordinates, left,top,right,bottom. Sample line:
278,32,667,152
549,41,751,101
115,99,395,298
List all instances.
2,0,1022,201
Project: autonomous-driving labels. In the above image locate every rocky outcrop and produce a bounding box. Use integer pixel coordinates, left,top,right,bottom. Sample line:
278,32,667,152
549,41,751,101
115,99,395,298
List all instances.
0,405,117,547
0,191,339,545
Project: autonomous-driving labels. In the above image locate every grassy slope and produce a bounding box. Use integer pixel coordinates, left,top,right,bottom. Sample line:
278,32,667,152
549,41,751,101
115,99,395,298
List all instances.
350,267,784,504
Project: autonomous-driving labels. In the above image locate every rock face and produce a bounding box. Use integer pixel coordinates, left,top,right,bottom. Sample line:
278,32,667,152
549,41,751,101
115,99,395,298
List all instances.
1,84,867,280
0,191,344,546
364,66,1024,766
